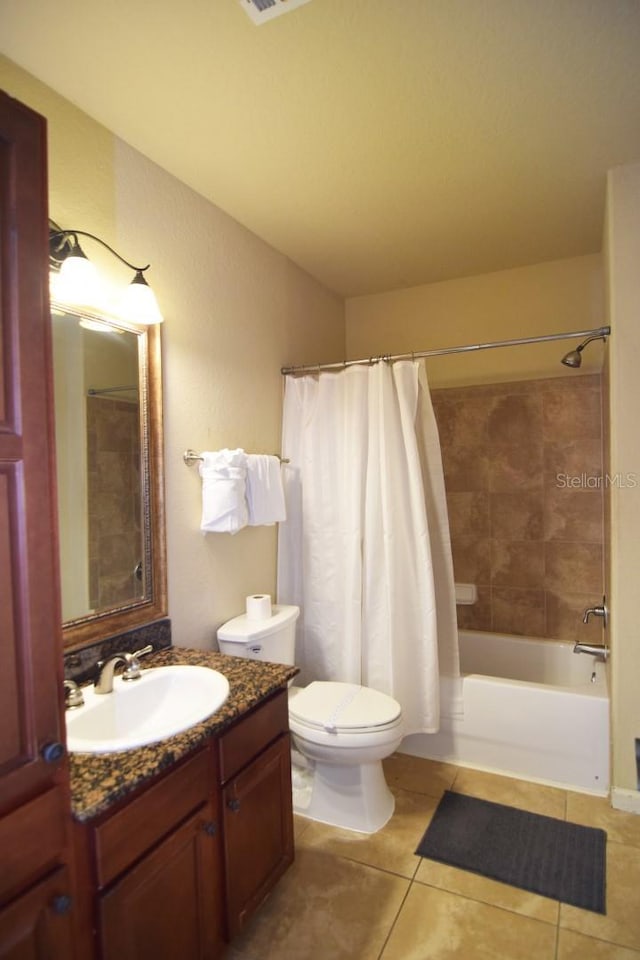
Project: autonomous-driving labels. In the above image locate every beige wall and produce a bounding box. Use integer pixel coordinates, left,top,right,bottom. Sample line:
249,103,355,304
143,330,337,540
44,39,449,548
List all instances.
0,55,115,258
113,139,345,645
605,162,640,801
346,255,604,387
0,56,345,650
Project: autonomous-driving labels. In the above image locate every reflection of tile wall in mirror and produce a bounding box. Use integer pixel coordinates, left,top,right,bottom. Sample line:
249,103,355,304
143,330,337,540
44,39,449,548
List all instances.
87,396,142,610
432,374,605,644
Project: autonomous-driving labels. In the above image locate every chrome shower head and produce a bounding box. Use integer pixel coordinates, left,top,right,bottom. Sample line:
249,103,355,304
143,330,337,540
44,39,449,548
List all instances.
561,331,608,369
561,347,584,368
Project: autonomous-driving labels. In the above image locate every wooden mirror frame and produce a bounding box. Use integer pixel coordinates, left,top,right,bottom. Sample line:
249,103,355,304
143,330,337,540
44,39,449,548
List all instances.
55,306,167,650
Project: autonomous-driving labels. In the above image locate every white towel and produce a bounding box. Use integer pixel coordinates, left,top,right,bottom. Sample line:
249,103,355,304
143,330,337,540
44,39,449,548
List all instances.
199,449,248,534
245,454,286,526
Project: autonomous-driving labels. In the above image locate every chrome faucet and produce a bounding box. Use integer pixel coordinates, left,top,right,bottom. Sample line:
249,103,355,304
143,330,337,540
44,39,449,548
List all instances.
573,641,610,663
94,644,153,695
574,597,609,662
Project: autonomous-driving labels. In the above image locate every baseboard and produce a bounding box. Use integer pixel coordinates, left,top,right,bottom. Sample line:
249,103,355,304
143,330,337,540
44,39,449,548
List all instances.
611,787,640,815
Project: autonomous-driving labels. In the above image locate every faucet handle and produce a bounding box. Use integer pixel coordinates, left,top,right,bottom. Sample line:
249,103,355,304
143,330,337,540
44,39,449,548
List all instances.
63,679,84,709
582,598,609,627
132,643,153,660
122,644,154,681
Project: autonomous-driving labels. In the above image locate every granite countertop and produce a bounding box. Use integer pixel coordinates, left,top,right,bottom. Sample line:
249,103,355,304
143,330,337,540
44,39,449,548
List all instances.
68,647,297,823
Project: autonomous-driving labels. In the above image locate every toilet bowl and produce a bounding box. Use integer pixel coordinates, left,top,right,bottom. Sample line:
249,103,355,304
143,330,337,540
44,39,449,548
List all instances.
217,605,403,833
288,682,403,833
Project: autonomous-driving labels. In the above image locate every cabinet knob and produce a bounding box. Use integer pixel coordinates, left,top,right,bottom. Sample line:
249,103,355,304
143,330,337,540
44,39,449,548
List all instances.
227,798,241,813
202,821,218,837
50,894,72,915
41,741,65,764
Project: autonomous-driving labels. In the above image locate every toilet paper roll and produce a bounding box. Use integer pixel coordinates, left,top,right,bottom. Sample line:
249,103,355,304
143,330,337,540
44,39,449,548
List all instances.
246,594,272,620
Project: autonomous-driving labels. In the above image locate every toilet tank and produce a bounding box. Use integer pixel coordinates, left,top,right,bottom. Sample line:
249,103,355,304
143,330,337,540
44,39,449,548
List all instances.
217,604,299,664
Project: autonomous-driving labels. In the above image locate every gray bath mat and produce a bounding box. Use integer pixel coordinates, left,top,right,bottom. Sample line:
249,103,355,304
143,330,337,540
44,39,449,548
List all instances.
415,791,606,913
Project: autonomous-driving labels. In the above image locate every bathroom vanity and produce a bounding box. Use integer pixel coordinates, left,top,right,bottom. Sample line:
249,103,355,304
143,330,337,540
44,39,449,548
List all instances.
69,648,296,959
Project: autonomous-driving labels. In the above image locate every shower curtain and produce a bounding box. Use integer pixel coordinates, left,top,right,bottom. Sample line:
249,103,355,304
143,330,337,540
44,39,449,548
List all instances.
277,359,461,734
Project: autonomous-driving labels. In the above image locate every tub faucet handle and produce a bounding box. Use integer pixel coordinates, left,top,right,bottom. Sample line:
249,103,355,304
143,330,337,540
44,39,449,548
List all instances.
582,599,608,627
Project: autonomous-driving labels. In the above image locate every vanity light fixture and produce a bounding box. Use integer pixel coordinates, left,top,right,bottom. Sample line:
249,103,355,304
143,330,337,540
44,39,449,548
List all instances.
49,220,164,325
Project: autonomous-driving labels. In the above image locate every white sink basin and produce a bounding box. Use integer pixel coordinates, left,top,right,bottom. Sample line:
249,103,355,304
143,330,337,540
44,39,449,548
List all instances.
66,665,230,754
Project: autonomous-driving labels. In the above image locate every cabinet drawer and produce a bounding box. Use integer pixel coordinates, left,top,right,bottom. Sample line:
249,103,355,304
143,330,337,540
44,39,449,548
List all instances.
0,788,67,903
0,865,75,958
218,690,288,783
94,747,212,888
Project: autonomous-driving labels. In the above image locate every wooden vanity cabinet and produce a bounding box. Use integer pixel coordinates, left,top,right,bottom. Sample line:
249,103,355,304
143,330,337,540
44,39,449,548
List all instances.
75,744,225,960
218,689,294,939
74,689,295,957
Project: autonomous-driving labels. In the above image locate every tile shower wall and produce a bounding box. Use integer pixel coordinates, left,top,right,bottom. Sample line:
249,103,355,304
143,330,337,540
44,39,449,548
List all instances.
87,396,142,610
431,374,605,643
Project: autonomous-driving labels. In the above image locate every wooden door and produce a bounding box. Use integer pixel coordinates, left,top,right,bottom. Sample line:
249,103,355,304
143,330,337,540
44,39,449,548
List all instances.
0,88,75,954
222,734,294,938
0,90,65,813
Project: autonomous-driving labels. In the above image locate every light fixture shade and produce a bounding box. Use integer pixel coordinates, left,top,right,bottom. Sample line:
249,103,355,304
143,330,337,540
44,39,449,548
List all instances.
120,271,164,325
51,250,103,308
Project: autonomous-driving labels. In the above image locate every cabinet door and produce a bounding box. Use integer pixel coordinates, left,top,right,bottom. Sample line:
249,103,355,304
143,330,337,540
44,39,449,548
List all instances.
0,867,74,960
99,805,224,960
222,734,294,938
0,91,66,813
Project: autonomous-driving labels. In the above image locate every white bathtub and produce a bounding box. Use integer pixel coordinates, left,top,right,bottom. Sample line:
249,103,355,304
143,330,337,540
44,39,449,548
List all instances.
400,629,610,794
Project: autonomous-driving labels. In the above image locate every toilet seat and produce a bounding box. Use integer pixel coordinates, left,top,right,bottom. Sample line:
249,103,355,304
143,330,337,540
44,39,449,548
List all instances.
289,681,403,748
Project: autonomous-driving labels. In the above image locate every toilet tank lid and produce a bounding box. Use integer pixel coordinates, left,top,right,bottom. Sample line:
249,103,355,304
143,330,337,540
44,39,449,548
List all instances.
217,604,300,642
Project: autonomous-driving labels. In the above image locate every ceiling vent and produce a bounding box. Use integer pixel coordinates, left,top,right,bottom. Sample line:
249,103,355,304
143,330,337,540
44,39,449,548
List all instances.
238,0,313,25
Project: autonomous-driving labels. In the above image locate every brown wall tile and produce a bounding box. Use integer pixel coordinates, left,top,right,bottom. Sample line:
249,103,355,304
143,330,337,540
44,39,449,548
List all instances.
491,541,545,588
490,491,543,540
544,541,604,593
446,492,490,540
450,537,491,584
487,394,543,448
544,488,604,542
491,587,546,637
545,591,605,643
487,442,544,492
542,379,602,442
543,437,603,487
434,374,605,645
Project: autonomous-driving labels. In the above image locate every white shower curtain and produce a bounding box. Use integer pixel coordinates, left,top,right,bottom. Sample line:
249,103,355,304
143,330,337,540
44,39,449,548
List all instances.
277,359,461,734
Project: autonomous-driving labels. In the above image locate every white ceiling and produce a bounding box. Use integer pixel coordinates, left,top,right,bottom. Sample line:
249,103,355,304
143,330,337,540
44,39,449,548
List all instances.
2,0,640,297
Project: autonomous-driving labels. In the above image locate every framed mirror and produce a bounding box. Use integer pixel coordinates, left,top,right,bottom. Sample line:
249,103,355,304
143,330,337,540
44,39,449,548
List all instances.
51,303,166,650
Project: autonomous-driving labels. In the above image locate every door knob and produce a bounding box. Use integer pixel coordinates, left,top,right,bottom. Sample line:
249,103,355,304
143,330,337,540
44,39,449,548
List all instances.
50,894,72,915
41,741,65,764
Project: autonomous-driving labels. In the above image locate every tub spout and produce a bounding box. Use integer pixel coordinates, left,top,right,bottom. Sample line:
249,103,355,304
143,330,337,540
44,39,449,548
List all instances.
573,641,609,663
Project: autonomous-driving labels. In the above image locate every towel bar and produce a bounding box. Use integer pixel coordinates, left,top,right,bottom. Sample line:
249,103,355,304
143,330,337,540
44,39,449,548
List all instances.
183,449,289,466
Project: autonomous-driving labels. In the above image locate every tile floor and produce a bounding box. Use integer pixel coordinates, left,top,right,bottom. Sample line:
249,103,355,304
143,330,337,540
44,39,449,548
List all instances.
225,754,640,960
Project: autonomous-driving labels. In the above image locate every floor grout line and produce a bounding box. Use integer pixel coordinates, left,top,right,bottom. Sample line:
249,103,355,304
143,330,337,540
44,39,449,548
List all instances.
375,875,415,960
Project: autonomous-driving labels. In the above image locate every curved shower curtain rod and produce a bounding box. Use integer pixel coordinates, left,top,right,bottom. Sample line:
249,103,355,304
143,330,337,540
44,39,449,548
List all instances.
281,324,611,376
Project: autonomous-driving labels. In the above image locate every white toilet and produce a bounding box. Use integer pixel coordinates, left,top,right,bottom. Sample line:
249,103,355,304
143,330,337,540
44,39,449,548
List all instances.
217,604,403,834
